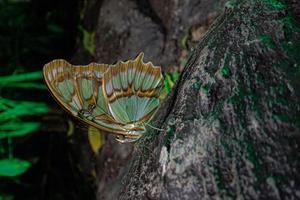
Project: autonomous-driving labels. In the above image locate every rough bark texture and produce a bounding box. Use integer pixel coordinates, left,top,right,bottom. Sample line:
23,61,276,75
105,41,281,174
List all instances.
93,0,224,70
71,0,300,199
116,0,300,199
71,1,225,199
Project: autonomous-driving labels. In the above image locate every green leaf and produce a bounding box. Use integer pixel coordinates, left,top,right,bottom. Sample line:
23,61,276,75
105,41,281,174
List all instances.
0,158,31,177
82,29,96,55
2,82,47,90
166,74,174,89
0,71,42,83
0,194,14,200
88,126,104,154
171,71,180,82
0,99,48,121
164,79,171,94
0,122,40,139
164,71,180,95
47,23,64,34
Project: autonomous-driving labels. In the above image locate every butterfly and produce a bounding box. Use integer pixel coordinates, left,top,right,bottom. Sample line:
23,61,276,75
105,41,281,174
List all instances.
43,53,164,143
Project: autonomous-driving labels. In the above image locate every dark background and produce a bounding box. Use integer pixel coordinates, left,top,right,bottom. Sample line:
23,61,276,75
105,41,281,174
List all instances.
0,0,92,199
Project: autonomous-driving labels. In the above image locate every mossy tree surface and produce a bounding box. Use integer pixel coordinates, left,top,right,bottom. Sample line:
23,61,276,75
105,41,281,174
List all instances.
117,0,300,199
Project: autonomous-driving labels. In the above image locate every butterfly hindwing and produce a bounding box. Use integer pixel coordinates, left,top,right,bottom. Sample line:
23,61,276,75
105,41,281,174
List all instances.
103,53,164,126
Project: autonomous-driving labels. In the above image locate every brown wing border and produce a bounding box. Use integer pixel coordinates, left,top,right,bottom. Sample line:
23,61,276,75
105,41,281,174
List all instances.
43,59,137,137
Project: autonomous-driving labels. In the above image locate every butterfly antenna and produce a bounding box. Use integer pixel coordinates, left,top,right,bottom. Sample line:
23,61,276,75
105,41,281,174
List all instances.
144,122,164,131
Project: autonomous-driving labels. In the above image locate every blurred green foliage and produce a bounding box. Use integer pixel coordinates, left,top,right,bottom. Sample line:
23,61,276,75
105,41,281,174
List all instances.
0,71,49,178
0,158,31,177
0,0,80,199
0,0,78,74
78,25,96,55
0,71,46,89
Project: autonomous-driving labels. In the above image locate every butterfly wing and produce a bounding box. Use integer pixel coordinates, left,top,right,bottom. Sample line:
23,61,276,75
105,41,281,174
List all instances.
43,59,136,137
103,53,164,127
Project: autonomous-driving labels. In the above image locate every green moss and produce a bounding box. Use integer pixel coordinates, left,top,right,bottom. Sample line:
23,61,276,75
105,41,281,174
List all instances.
270,84,287,95
228,88,247,105
295,117,300,129
227,83,250,127
218,120,231,153
274,114,300,129
202,84,210,94
280,13,300,63
282,41,300,64
220,66,231,78
280,14,300,33
274,12,300,89
192,82,201,90
274,114,289,122
263,0,286,10
245,141,259,169
164,125,175,152
214,166,226,192
271,175,286,184
225,0,239,9
276,60,294,80
260,35,276,49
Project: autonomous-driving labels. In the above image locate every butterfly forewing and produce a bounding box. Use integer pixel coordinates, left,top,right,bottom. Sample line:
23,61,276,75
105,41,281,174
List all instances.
43,60,131,135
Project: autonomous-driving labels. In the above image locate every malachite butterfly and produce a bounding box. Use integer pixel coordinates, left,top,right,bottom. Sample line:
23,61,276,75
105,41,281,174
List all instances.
43,53,164,143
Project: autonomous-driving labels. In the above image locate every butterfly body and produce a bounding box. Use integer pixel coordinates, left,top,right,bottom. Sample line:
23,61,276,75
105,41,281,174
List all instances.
43,53,163,143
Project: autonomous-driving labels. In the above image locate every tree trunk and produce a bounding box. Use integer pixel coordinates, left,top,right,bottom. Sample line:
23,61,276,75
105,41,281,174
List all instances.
116,0,300,199
74,0,300,199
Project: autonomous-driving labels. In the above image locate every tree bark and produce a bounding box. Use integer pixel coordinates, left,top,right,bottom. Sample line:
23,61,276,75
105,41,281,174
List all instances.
73,0,300,199
72,0,225,199
116,0,300,199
